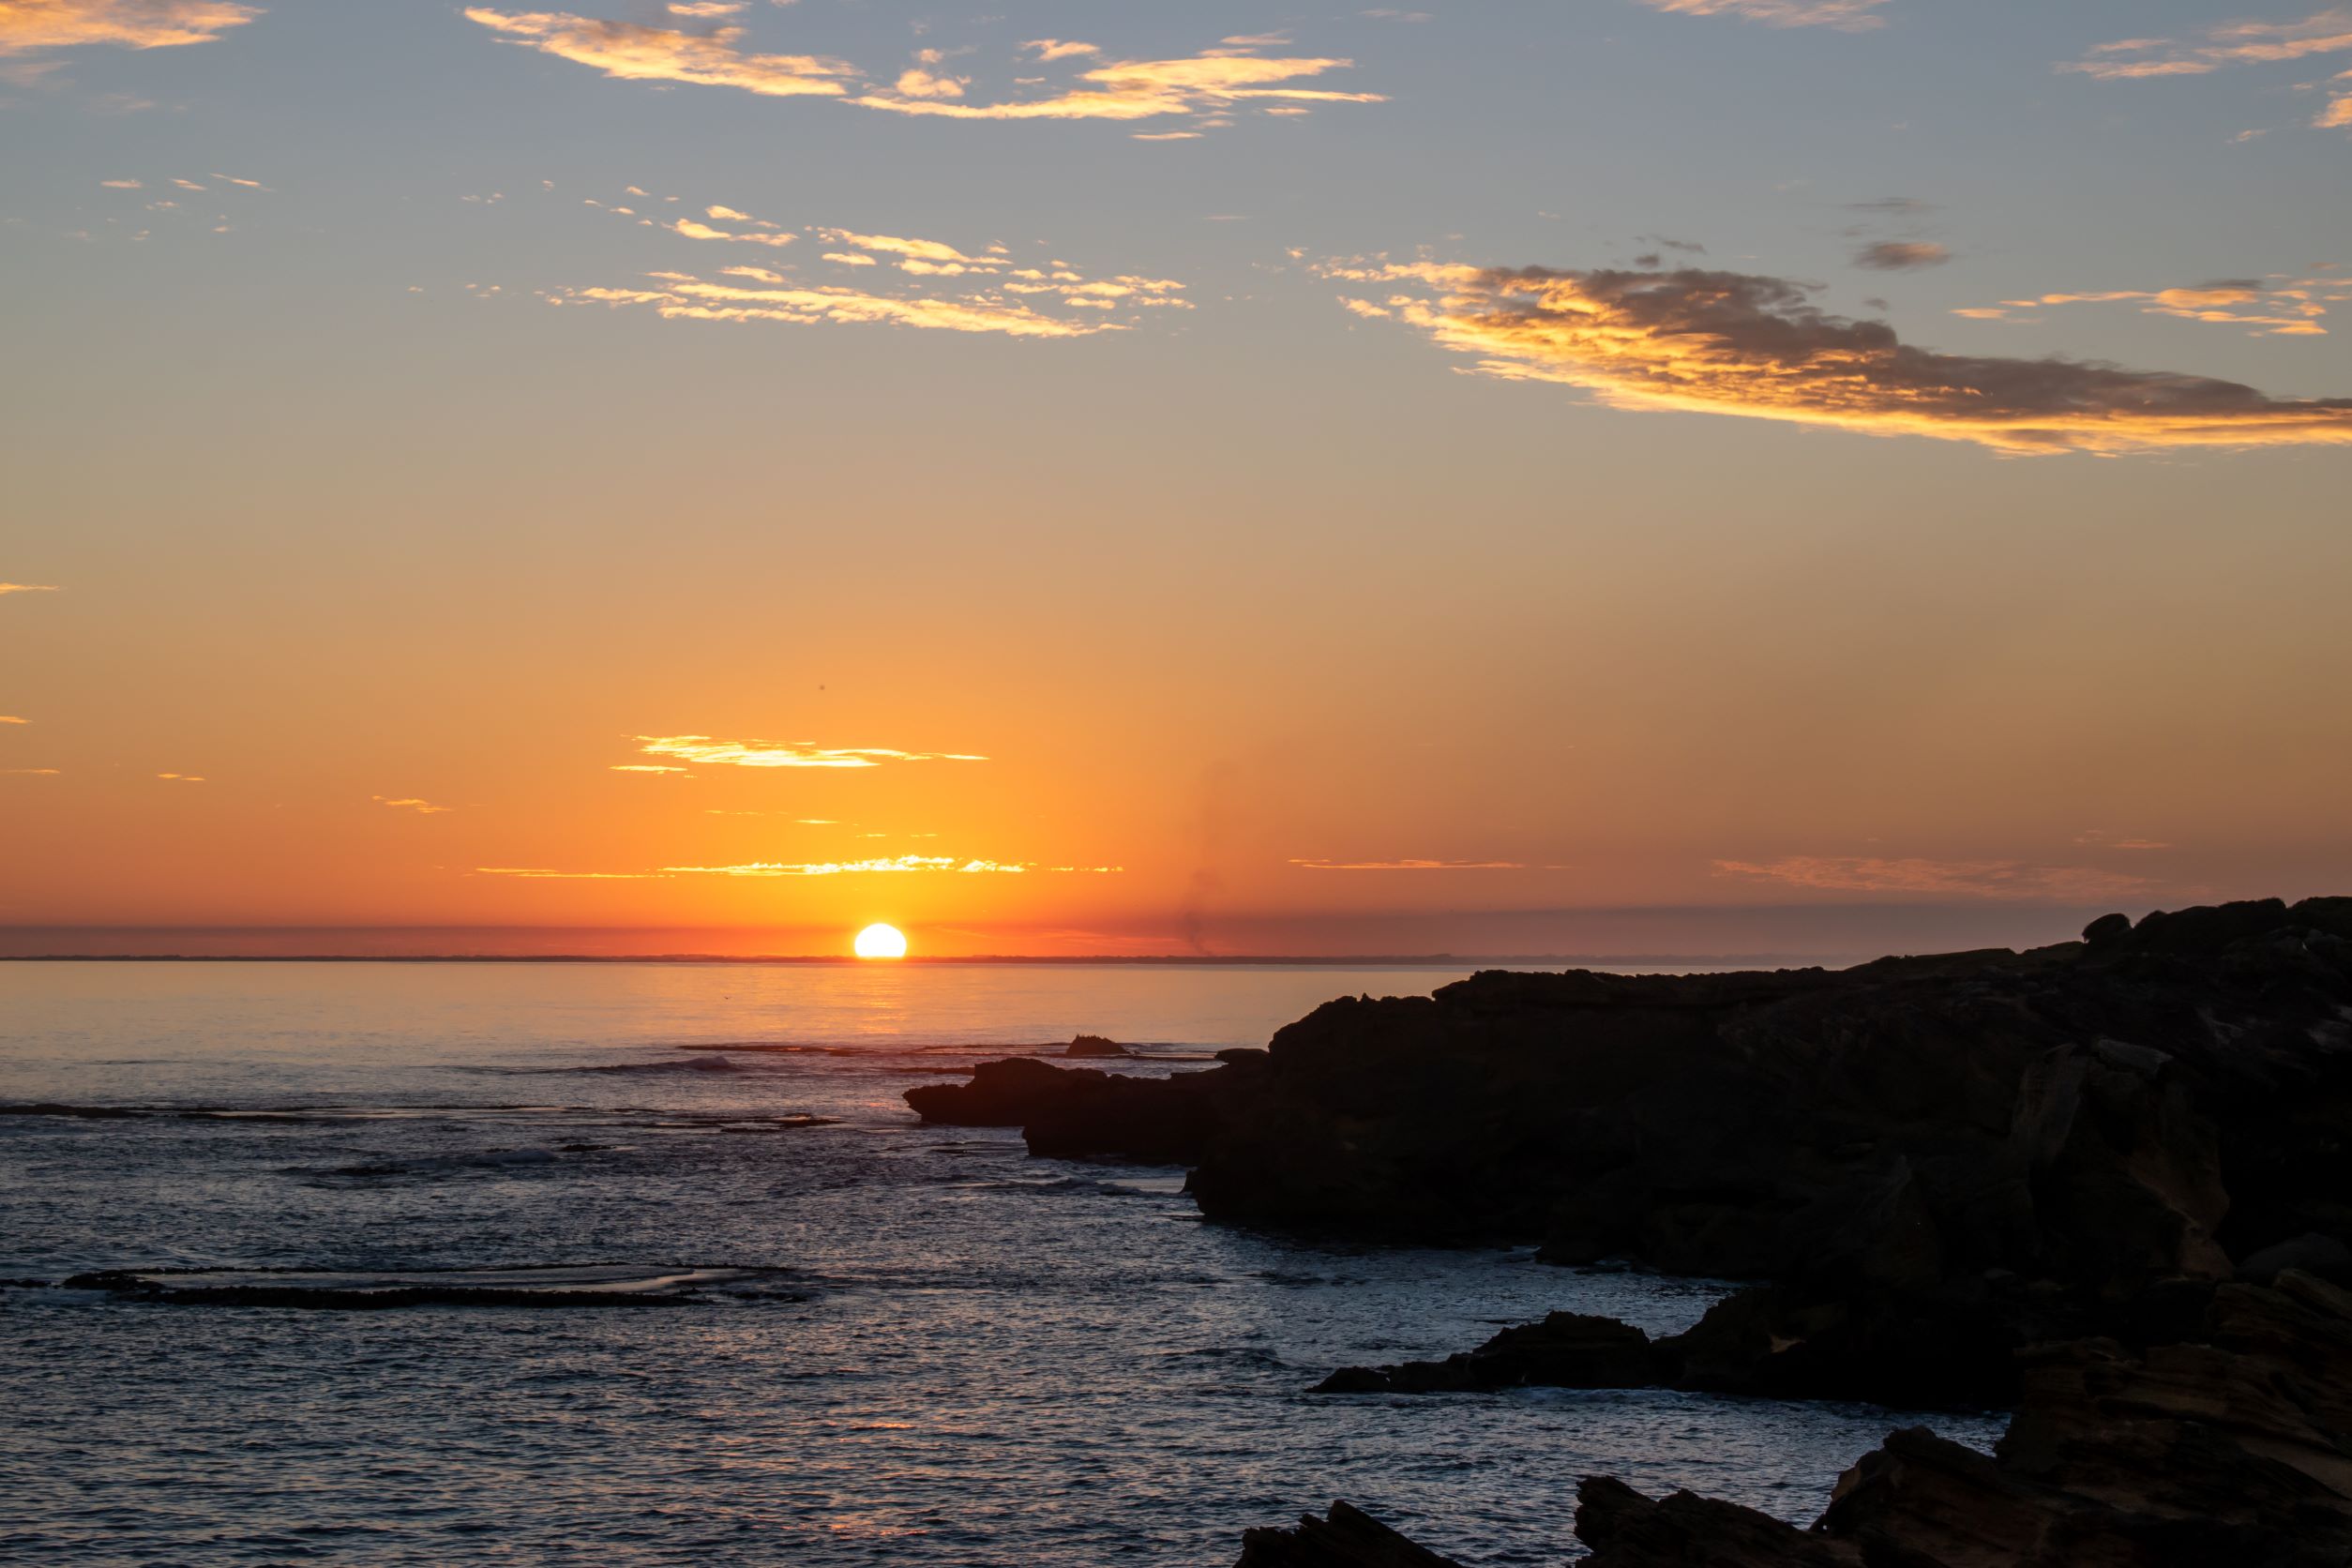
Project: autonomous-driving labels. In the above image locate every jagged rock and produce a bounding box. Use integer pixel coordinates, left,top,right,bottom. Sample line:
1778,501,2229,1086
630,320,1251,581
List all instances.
1233,1501,1464,1567
905,1048,1267,1163
1576,1476,1857,1566
1314,1311,1664,1394
1570,1274,2352,1568
1063,1034,1131,1058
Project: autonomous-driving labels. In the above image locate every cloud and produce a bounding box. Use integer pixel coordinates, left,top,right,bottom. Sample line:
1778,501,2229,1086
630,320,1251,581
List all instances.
156,771,204,782
1636,0,1891,31
671,216,794,248
2,767,62,776
465,15,1379,127
0,716,26,724
1325,258,2352,454
1854,240,1950,270
463,8,857,98
374,795,454,814
851,47,1384,121
483,854,1114,879
565,192,1188,344
1289,858,1533,870
1960,277,2349,339
635,736,986,769
1715,856,2157,901
1023,39,1099,62
611,762,690,774
2066,10,2352,78
0,582,60,595
0,0,258,55
2065,9,2352,128
665,856,1037,876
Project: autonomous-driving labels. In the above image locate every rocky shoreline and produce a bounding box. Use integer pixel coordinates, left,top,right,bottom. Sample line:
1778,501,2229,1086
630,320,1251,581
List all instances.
906,897,2352,1563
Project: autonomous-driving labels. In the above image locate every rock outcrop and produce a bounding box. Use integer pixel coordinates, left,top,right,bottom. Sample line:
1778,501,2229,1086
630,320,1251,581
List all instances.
911,897,2352,1405
1265,1272,2352,1568
1233,1501,1464,1567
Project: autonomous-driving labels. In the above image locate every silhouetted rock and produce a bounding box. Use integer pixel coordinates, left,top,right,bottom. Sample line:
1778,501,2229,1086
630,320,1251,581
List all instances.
0,1103,148,1119
1063,1034,1131,1058
920,898,2352,1407
1233,1500,1464,1567
1314,1311,1665,1395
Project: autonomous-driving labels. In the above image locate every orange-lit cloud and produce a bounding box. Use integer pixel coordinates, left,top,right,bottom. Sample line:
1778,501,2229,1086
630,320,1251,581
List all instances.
1638,0,1890,30
671,217,794,248
3,767,62,776
475,855,1113,879
2065,10,2352,79
1290,858,1532,870
1957,278,2349,339
2065,10,2352,128
1328,260,2352,454
156,771,204,782
553,274,1131,339
851,47,1384,121
374,795,454,814
0,0,258,56
463,8,857,98
0,716,26,724
462,12,1380,128
1713,856,2157,901
666,856,1035,877
0,582,61,594
635,736,986,769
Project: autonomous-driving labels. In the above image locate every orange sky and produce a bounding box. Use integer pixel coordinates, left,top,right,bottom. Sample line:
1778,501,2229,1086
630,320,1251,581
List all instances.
5,1,2350,956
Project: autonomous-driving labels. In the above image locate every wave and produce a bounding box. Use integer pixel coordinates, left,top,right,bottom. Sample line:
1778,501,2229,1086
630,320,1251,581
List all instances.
49,1262,811,1309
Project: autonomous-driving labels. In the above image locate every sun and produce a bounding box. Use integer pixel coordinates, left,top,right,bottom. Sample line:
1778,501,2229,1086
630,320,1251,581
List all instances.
853,923,909,960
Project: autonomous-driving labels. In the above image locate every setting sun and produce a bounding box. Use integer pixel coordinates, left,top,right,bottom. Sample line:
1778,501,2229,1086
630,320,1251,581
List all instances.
852,923,909,960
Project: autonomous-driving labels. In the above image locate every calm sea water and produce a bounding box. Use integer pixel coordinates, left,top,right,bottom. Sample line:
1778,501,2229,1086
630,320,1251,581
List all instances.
0,962,2000,1565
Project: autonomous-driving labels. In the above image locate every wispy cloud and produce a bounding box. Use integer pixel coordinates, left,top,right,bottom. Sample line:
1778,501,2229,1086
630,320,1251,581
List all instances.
851,44,1384,122
2064,9,2352,129
478,855,1114,879
0,0,258,56
156,771,204,782
1956,277,2349,339
1289,858,1534,870
635,736,986,769
665,856,1035,877
0,716,26,725
1713,856,2156,901
0,582,61,595
2065,9,2352,79
1637,0,1891,31
1324,258,2352,454
461,14,1380,128
463,8,858,98
554,206,1186,339
2,767,62,776
374,795,454,814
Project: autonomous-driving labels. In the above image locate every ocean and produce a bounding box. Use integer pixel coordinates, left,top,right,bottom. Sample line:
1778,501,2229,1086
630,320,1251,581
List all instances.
0,960,2001,1564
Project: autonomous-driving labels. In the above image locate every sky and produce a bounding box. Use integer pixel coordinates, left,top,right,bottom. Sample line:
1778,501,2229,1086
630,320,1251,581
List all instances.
3,0,2349,957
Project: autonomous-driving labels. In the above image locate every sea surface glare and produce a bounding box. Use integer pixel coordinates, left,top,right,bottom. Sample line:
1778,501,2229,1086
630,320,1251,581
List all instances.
0,961,2001,1564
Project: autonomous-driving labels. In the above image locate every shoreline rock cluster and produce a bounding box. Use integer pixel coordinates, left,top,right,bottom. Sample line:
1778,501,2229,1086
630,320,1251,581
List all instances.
901,897,2352,1560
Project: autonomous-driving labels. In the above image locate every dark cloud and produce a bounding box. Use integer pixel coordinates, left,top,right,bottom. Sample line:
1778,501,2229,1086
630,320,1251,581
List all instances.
1855,240,1952,270
1324,259,2352,453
